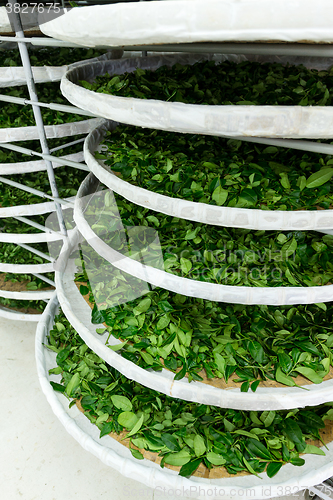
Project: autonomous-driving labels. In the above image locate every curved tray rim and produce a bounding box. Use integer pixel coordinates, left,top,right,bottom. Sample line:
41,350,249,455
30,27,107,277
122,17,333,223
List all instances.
62,53,333,139
74,172,333,307
55,225,333,411
84,119,333,231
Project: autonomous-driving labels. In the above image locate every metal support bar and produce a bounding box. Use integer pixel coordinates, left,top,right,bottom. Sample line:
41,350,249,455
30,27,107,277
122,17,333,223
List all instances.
233,136,333,155
9,3,68,237
16,242,54,263
49,137,85,153
0,93,96,118
0,35,89,48
1,36,333,56
0,142,33,156
33,152,89,170
14,216,63,237
0,142,89,171
127,42,333,57
3,123,332,161
2,110,333,159
31,273,55,287
0,175,74,206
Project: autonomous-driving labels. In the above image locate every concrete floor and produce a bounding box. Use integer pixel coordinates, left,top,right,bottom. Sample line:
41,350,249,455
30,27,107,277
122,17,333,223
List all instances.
0,315,309,500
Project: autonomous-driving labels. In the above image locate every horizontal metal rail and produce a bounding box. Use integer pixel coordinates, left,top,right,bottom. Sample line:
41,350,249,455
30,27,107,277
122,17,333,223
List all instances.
125,42,333,58
0,93,96,118
1,110,332,160
1,36,333,57
49,137,85,153
234,136,333,155
0,35,89,47
31,273,55,287
0,175,74,206
17,242,54,263
14,216,63,237
0,142,89,171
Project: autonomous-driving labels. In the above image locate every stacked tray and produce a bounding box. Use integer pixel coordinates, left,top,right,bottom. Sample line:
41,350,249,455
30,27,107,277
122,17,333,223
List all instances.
37,4,333,497
36,291,333,500
0,49,108,320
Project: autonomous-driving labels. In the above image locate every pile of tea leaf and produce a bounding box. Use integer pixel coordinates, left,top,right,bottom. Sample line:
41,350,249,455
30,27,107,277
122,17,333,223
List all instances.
80,59,333,107
84,192,333,288
47,313,333,478
76,254,333,389
97,125,333,211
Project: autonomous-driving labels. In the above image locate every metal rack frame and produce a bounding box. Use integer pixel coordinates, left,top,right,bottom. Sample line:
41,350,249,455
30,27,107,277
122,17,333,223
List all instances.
2,3,333,496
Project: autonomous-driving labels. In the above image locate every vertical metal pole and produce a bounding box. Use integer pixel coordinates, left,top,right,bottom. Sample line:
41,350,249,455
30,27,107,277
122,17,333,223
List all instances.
8,1,67,236
140,0,147,57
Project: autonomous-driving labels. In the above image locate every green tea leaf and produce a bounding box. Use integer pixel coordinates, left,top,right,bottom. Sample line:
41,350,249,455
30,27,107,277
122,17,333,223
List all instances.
100,421,113,438
212,185,228,206
279,172,291,190
246,439,272,460
91,305,107,324
213,352,226,375
290,457,305,467
294,367,323,384
79,285,89,295
281,237,297,257
180,258,192,274
314,303,327,311
50,381,65,393
306,168,333,188
193,434,206,456
118,411,138,429
161,433,180,452
303,444,325,456
156,314,171,330
158,300,174,312
241,381,250,392
140,351,154,365
164,449,191,466
130,447,144,460
266,462,283,478
111,395,133,411
56,348,70,365
133,298,151,315
248,341,264,364
108,341,127,351
260,411,276,428
126,414,144,438
283,419,303,445
243,457,260,477
251,380,260,392
65,372,80,396
233,430,259,440
275,367,296,387
278,352,293,374
55,322,65,332
179,458,202,477
206,452,226,466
